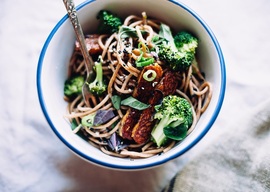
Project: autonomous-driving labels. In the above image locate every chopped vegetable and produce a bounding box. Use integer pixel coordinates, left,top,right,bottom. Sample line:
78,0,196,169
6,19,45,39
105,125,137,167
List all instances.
136,57,154,67
82,113,96,127
97,10,122,34
93,109,115,126
118,26,148,39
81,109,115,127
71,119,79,131
135,43,154,68
111,95,121,110
107,133,128,152
143,69,157,82
121,96,149,110
88,56,107,96
64,76,84,97
163,124,187,140
119,26,139,39
151,95,193,147
157,24,198,71
174,31,198,54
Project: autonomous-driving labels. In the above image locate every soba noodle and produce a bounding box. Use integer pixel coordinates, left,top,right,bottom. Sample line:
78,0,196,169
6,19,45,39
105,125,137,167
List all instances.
64,12,212,159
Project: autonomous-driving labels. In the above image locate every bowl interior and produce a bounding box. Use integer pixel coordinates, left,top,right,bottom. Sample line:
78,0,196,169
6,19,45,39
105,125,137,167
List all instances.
37,0,225,170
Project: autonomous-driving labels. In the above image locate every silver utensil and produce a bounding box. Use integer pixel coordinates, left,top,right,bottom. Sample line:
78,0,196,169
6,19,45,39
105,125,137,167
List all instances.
63,0,94,106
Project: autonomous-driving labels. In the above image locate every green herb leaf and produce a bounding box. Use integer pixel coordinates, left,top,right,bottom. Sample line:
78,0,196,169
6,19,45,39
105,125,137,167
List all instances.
71,119,79,131
121,96,150,110
111,95,121,110
159,23,174,43
119,26,147,39
93,109,115,126
164,124,187,141
119,26,138,38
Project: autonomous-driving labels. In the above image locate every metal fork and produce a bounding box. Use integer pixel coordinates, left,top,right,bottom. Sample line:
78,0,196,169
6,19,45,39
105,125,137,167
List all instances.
63,0,94,107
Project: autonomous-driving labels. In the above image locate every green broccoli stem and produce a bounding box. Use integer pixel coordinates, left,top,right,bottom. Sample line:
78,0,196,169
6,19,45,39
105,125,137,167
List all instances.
95,60,103,85
88,56,107,96
151,114,171,147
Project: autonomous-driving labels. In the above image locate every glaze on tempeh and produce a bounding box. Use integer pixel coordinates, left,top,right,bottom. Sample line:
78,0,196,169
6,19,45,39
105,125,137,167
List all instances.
132,71,180,144
119,64,163,140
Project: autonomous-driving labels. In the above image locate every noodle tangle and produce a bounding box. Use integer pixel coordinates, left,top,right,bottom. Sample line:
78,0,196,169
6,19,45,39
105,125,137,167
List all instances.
64,12,212,159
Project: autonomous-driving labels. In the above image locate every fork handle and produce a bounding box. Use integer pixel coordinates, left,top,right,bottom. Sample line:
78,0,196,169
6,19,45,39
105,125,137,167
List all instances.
63,0,94,73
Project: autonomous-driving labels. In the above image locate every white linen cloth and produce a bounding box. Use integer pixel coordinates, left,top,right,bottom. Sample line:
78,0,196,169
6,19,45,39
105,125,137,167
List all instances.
0,0,269,191
163,99,270,192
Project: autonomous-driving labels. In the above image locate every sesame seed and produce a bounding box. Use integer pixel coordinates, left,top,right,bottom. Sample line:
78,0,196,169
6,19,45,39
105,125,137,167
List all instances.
152,82,158,87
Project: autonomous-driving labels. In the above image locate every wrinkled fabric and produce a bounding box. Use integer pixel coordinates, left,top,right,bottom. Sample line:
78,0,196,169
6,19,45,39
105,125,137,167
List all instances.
1,0,270,191
163,100,270,192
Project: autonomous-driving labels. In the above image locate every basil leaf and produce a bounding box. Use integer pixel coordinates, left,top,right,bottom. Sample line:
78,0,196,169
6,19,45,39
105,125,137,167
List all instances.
164,124,187,141
71,119,78,131
108,132,128,152
111,95,121,110
119,26,138,38
121,96,149,110
151,35,165,46
159,23,174,43
119,26,148,39
93,109,115,126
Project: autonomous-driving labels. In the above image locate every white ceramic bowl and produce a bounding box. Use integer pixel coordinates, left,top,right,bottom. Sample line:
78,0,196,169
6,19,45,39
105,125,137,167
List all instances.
37,0,226,170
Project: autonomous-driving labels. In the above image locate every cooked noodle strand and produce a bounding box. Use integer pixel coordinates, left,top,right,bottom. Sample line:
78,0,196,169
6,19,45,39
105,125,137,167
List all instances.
63,12,212,159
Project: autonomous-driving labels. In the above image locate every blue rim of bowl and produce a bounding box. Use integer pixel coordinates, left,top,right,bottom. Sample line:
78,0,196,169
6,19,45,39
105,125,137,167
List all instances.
37,0,226,170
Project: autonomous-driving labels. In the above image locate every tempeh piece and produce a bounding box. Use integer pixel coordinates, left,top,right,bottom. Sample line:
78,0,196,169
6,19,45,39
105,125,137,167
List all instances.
132,71,180,144
119,64,163,140
132,64,163,103
154,71,180,96
75,34,103,55
119,108,141,140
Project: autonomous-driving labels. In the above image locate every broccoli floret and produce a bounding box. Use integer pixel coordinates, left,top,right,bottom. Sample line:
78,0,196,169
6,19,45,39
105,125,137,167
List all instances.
97,10,122,34
88,56,107,96
174,31,198,54
158,44,195,71
64,76,84,97
151,95,193,147
157,24,198,71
